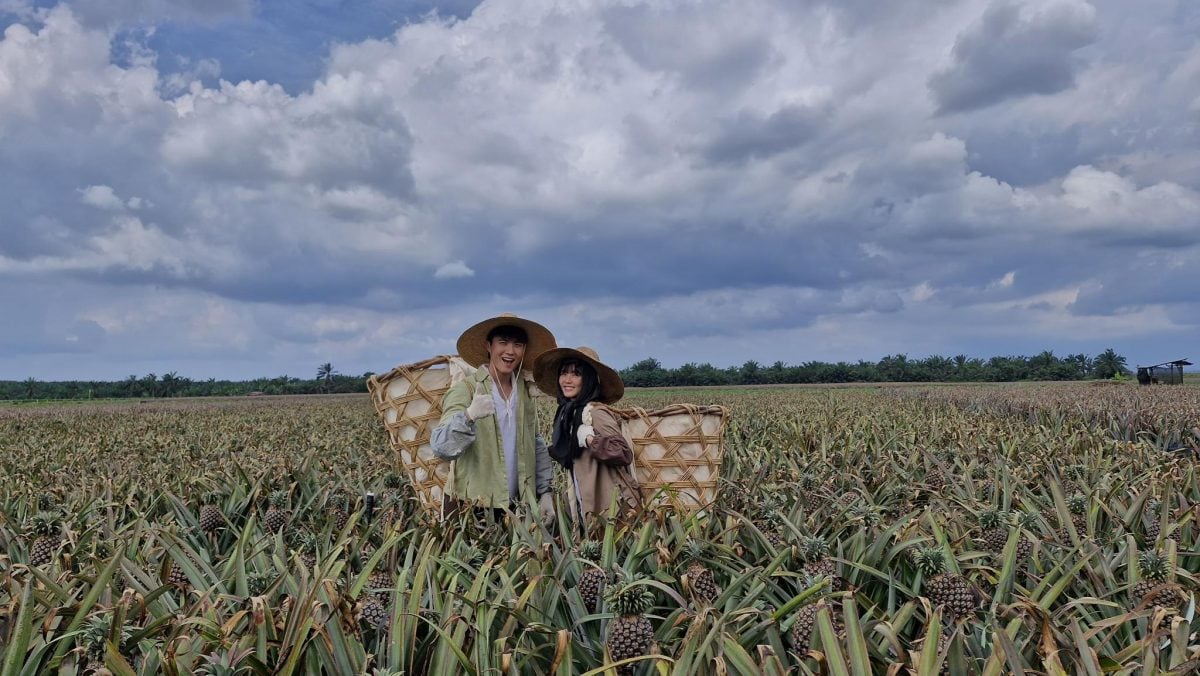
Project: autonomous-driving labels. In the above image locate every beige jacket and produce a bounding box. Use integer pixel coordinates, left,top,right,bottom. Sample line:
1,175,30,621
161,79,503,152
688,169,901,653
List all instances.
567,403,642,525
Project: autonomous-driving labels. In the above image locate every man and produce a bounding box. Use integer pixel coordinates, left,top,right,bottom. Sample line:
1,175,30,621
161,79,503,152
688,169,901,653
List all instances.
431,313,557,525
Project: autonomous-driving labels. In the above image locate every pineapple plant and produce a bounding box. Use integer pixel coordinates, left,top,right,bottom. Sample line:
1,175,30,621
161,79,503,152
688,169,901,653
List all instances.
1143,498,1179,545
913,547,978,621
797,473,822,510
1132,551,1186,610
604,577,656,675
1144,498,1163,542
576,540,608,613
978,508,1010,553
294,530,320,569
1057,494,1088,542
359,562,394,630
247,569,274,597
264,489,290,534
681,539,720,605
27,511,62,566
800,536,843,592
925,462,946,493
1013,511,1038,565
330,492,352,532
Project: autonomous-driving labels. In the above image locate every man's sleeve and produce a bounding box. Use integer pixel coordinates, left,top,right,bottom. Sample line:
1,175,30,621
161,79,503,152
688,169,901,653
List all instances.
534,430,552,497
431,380,474,460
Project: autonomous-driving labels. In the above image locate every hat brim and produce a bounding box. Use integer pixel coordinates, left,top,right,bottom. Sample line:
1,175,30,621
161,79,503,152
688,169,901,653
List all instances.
455,315,557,371
533,348,625,404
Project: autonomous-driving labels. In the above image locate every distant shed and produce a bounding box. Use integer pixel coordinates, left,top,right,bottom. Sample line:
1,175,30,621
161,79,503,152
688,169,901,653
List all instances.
1136,359,1191,385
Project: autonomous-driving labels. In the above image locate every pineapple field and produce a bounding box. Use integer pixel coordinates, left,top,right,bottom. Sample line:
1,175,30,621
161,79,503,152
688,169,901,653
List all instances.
1,383,1198,674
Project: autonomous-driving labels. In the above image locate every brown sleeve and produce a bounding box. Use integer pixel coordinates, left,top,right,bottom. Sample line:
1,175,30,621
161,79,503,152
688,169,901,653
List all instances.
589,404,623,439
588,405,634,466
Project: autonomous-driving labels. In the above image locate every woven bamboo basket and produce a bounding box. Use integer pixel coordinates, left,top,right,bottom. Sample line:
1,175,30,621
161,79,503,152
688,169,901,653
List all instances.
366,355,474,513
613,404,729,511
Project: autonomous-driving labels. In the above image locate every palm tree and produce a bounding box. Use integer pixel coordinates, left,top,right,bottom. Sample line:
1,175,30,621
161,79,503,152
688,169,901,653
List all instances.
1093,348,1129,380
160,371,179,397
316,363,337,392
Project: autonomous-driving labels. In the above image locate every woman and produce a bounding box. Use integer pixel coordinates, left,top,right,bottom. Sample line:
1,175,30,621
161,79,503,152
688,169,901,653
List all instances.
533,346,641,529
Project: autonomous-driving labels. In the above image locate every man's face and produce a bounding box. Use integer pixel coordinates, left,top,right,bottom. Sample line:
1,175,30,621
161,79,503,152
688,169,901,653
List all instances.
486,335,527,377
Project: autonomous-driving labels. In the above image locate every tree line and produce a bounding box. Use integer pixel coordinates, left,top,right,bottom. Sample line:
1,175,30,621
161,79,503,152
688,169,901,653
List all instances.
1,350,1131,401
619,349,1130,388
1,363,367,401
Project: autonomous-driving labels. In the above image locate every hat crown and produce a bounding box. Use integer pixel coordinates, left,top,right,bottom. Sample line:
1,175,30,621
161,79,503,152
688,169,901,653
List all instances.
574,346,600,361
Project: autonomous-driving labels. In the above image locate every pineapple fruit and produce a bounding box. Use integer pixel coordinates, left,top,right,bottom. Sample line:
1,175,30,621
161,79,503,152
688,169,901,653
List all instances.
294,530,320,569
330,493,351,532
681,539,720,605
1132,551,1185,610
914,547,978,621
1013,511,1038,566
27,511,62,566
1057,494,1088,542
787,572,846,655
199,492,224,534
358,565,393,630
800,536,843,592
978,508,1009,553
264,489,290,534
605,577,656,675
166,559,189,589
576,540,608,613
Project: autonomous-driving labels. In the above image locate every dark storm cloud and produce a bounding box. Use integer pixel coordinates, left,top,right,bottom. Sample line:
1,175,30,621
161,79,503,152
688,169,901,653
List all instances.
1069,251,1200,316
929,0,1099,114
601,2,774,91
964,125,1087,187
702,103,829,164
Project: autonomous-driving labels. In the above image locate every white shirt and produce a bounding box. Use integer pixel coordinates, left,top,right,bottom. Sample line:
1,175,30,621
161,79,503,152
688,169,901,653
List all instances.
491,375,519,500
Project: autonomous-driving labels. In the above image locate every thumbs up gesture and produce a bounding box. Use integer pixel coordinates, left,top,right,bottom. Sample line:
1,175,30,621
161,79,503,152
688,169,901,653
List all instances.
466,382,495,422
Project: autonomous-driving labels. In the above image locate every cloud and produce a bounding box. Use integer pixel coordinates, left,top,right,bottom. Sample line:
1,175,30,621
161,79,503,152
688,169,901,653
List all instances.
1,1,1199,378
79,185,125,210
929,0,1099,114
434,260,474,279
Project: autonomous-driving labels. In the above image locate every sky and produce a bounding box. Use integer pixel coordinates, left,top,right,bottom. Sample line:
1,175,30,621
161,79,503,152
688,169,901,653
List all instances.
1,0,1198,381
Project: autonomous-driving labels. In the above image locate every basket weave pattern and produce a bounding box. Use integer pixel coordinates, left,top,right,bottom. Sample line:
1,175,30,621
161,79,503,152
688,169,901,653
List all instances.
366,356,473,512
614,404,729,511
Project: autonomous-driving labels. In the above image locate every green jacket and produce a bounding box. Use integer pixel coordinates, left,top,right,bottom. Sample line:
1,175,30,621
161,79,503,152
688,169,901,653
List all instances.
432,366,551,509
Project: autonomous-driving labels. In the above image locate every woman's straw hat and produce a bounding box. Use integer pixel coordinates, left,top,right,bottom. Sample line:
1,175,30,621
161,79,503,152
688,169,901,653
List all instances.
533,346,625,404
455,312,557,370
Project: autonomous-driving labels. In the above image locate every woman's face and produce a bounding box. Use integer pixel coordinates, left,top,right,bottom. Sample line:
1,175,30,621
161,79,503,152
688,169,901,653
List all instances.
559,364,583,400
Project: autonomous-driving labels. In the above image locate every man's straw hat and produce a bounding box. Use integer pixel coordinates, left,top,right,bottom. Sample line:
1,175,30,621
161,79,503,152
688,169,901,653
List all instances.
533,346,625,404
455,312,557,370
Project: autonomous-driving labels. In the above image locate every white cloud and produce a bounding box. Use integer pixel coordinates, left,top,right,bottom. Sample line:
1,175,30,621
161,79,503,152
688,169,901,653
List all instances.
79,185,125,210
433,260,475,279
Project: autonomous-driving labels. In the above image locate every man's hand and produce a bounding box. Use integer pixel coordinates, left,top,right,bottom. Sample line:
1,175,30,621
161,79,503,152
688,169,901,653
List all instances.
575,423,595,448
539,492,556,527
466,382,495,421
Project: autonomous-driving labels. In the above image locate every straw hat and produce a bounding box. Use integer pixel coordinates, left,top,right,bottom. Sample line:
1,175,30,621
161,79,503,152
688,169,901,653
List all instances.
455,312,557,370
533,346,625,404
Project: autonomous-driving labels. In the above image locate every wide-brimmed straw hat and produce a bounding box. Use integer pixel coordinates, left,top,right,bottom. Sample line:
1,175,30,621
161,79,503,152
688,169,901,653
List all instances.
533,346,625,404
455,312,557,370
